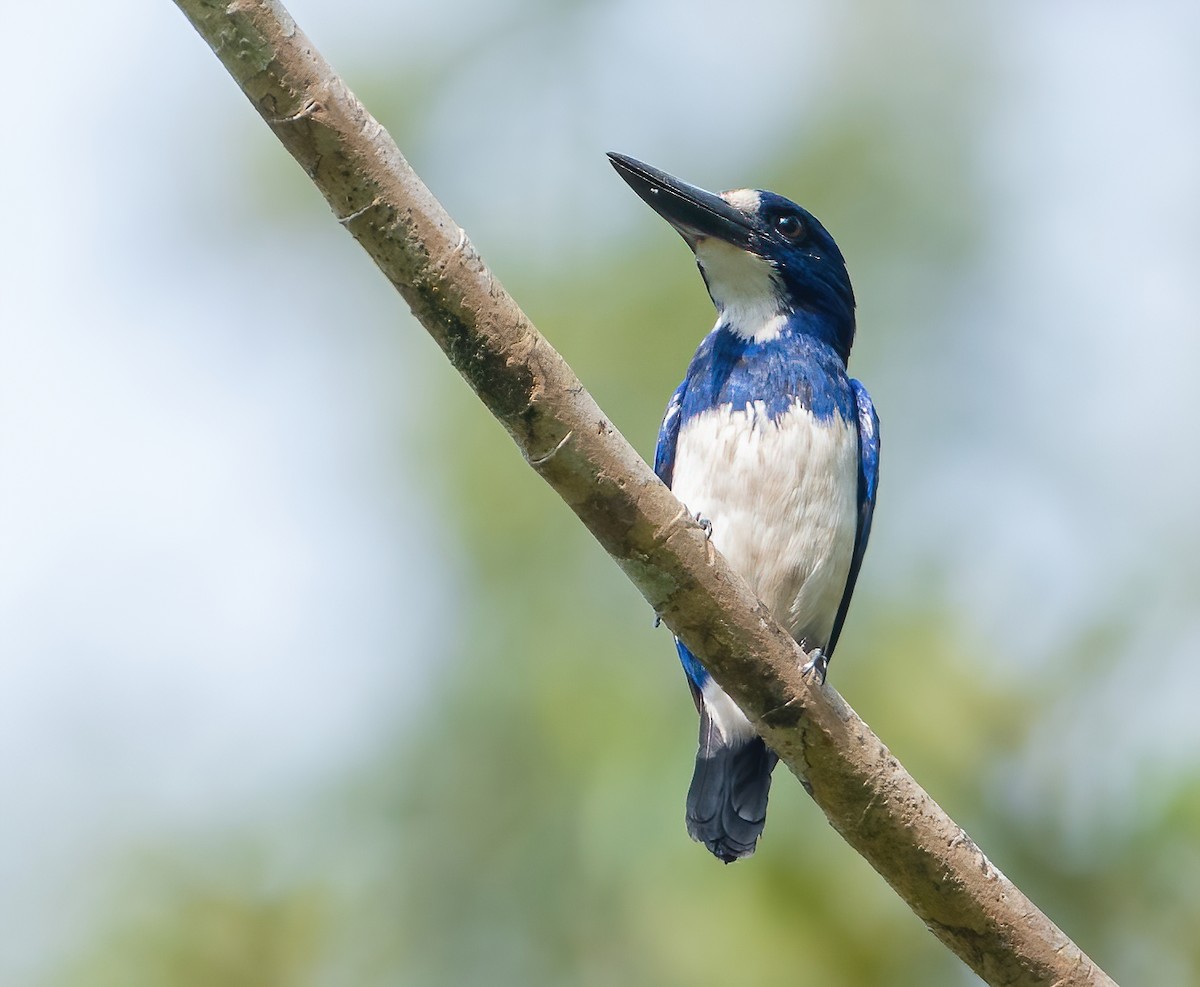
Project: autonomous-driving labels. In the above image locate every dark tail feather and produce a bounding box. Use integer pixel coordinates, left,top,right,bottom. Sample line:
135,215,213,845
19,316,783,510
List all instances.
685,708,778,863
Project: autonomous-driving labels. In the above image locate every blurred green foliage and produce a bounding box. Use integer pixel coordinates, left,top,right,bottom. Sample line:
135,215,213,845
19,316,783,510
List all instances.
47,2,1200,986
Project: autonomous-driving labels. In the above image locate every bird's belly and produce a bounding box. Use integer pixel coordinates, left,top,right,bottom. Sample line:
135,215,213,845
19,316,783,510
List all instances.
671,401,859,650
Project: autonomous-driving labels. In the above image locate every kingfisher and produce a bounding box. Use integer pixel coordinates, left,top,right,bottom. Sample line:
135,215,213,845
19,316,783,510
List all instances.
608,153,880,863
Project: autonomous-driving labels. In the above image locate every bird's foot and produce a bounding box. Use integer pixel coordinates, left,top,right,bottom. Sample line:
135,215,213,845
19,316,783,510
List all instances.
801,648,829,685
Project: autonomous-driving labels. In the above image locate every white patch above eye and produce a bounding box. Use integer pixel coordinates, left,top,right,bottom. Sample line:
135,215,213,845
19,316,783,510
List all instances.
720,188,761,213
693,238,786,343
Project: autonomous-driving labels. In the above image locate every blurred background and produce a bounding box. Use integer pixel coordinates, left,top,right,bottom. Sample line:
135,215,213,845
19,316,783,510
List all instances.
3,1,1198,984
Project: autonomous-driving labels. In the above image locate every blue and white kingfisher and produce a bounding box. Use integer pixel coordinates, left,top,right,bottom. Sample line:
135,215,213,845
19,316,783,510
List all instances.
609,153,880,863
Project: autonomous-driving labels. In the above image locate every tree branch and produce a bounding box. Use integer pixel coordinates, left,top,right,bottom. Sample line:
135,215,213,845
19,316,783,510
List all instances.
171,3,1116,984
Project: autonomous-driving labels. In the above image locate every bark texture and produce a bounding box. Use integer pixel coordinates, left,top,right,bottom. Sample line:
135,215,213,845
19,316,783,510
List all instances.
172,3,1117,984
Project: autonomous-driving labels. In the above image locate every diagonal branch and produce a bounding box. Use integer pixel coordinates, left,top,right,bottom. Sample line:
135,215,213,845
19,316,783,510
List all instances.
171,2,1116,984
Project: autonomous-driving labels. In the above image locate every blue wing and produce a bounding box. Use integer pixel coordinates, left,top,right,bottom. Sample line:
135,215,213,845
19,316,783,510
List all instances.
654,378,688,487
654,378,709,703
826,378,880,657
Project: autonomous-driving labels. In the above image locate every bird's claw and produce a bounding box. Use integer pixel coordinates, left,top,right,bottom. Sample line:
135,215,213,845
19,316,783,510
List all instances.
801,648,829,685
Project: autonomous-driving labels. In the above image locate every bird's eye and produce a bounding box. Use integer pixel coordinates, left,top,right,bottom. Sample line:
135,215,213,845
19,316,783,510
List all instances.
775,213,804,241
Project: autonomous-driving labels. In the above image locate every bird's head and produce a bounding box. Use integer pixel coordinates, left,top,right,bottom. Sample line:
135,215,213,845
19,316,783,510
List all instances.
608,152,855,361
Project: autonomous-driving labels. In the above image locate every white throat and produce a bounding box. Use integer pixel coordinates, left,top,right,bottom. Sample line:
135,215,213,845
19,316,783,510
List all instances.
693,237,787,344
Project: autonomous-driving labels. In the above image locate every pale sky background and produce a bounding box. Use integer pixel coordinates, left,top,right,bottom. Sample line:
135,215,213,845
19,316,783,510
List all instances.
2,1,1198,980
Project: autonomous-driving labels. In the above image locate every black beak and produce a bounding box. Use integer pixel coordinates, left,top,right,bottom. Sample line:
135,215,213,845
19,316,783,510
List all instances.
608,152,754,249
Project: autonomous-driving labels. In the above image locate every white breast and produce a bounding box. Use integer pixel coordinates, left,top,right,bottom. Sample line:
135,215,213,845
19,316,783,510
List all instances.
671,401,859,650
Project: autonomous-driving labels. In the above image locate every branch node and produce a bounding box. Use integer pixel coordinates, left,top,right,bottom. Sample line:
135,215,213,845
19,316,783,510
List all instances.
338,196,383,227
760,692,808,729
268,95,320,125
528,429,574,467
